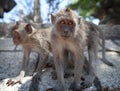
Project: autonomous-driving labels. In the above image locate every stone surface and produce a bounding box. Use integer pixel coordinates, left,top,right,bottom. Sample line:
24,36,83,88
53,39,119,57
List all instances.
0,38,120,91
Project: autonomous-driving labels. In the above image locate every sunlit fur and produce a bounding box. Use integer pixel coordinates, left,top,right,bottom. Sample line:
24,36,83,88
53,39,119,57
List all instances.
7,23,52,87
50,8,88,90
12,23,52,52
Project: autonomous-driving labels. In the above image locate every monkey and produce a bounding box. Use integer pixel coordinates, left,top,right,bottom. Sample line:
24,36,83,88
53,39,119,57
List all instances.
50,8,113,91
84,20,114,66
50,8,88,91
30,21,104,91
30,15,112,91
6,22,52,86
80,20,114,90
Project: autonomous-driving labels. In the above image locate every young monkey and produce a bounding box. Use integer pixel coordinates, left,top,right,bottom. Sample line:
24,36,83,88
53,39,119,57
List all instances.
6,22,52,86
50,8,113,91
51,8,87,91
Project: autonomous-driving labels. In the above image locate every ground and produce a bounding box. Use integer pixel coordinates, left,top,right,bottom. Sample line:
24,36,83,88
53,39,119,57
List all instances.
0,37,120,91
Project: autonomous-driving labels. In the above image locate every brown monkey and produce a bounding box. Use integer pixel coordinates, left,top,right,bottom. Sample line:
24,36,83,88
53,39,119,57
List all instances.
6,22,52,86
80,20,114,89
50,8,113,91
85,20,113,66
50,8,87,91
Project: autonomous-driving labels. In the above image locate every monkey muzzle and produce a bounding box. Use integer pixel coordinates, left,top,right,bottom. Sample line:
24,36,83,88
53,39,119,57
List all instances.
60,26,73,39
61,34,70,39
61,31,72,39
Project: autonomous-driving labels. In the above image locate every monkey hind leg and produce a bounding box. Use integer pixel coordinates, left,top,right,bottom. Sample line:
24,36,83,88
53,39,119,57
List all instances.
80,75,102,91
33,54,40,73
81,54,96,89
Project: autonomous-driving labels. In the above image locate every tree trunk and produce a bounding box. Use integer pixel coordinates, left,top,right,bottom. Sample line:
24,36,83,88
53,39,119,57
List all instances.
33,0,42,23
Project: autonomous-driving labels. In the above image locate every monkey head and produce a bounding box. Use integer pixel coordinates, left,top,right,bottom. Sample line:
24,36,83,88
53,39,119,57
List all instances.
51,8,81,39
12,22,34,45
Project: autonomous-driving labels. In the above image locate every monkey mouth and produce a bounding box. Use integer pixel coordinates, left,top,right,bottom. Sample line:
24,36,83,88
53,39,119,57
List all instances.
61,35,70,39
61,33,71,38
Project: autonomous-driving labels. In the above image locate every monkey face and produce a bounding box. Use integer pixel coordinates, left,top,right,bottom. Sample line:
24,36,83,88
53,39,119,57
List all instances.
51,8,80,39
56,18,76,38
12,23,33,45
12,30,22,45
12,23,23,45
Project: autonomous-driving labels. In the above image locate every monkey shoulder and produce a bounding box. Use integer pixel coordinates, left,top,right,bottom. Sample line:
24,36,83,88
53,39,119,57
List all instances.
50,29,58,40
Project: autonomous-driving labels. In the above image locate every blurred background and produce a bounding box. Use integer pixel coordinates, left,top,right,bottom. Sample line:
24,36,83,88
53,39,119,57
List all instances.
0,0,120,25
0,0,120,38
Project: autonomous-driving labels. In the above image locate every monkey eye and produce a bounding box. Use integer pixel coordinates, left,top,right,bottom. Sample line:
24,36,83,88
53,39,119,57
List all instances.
60,20,65,24
68,21,74,25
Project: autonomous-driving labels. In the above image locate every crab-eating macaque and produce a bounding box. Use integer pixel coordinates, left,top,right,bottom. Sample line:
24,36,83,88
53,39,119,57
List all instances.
6,22,52,86
50,8,113,91
80,20,114,90
84,20,113,66
50,8,87,91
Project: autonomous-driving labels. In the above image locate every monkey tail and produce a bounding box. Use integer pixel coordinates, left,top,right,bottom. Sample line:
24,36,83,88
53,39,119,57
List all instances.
101,58,114,66
100,30,114,67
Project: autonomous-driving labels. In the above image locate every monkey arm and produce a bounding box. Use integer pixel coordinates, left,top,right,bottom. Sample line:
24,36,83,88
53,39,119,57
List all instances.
6,46,31,86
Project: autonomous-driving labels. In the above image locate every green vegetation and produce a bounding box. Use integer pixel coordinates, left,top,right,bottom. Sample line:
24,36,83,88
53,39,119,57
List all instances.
69,0,99,18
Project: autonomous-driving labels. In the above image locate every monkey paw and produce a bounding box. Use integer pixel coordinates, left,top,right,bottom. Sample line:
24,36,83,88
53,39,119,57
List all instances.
6,77,22,86
69,82,84,91
69,76,94,91
80,75,95,89
32,73,41,83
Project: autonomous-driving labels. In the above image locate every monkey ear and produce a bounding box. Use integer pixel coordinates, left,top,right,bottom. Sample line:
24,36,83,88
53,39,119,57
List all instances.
51,13,56,24
78,16,82,24
25,24,33,34
12,30,18,35
65,7,71,12
12,22,19,31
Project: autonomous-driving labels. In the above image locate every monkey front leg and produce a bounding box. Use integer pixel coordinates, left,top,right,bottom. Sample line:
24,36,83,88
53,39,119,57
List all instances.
32,51,49,81
7,47,31,86
53,51,68,91
29,51,49,91
70,52,84,91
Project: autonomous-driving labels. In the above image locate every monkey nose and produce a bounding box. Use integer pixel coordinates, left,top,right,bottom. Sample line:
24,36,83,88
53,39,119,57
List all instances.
64,30,68,34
